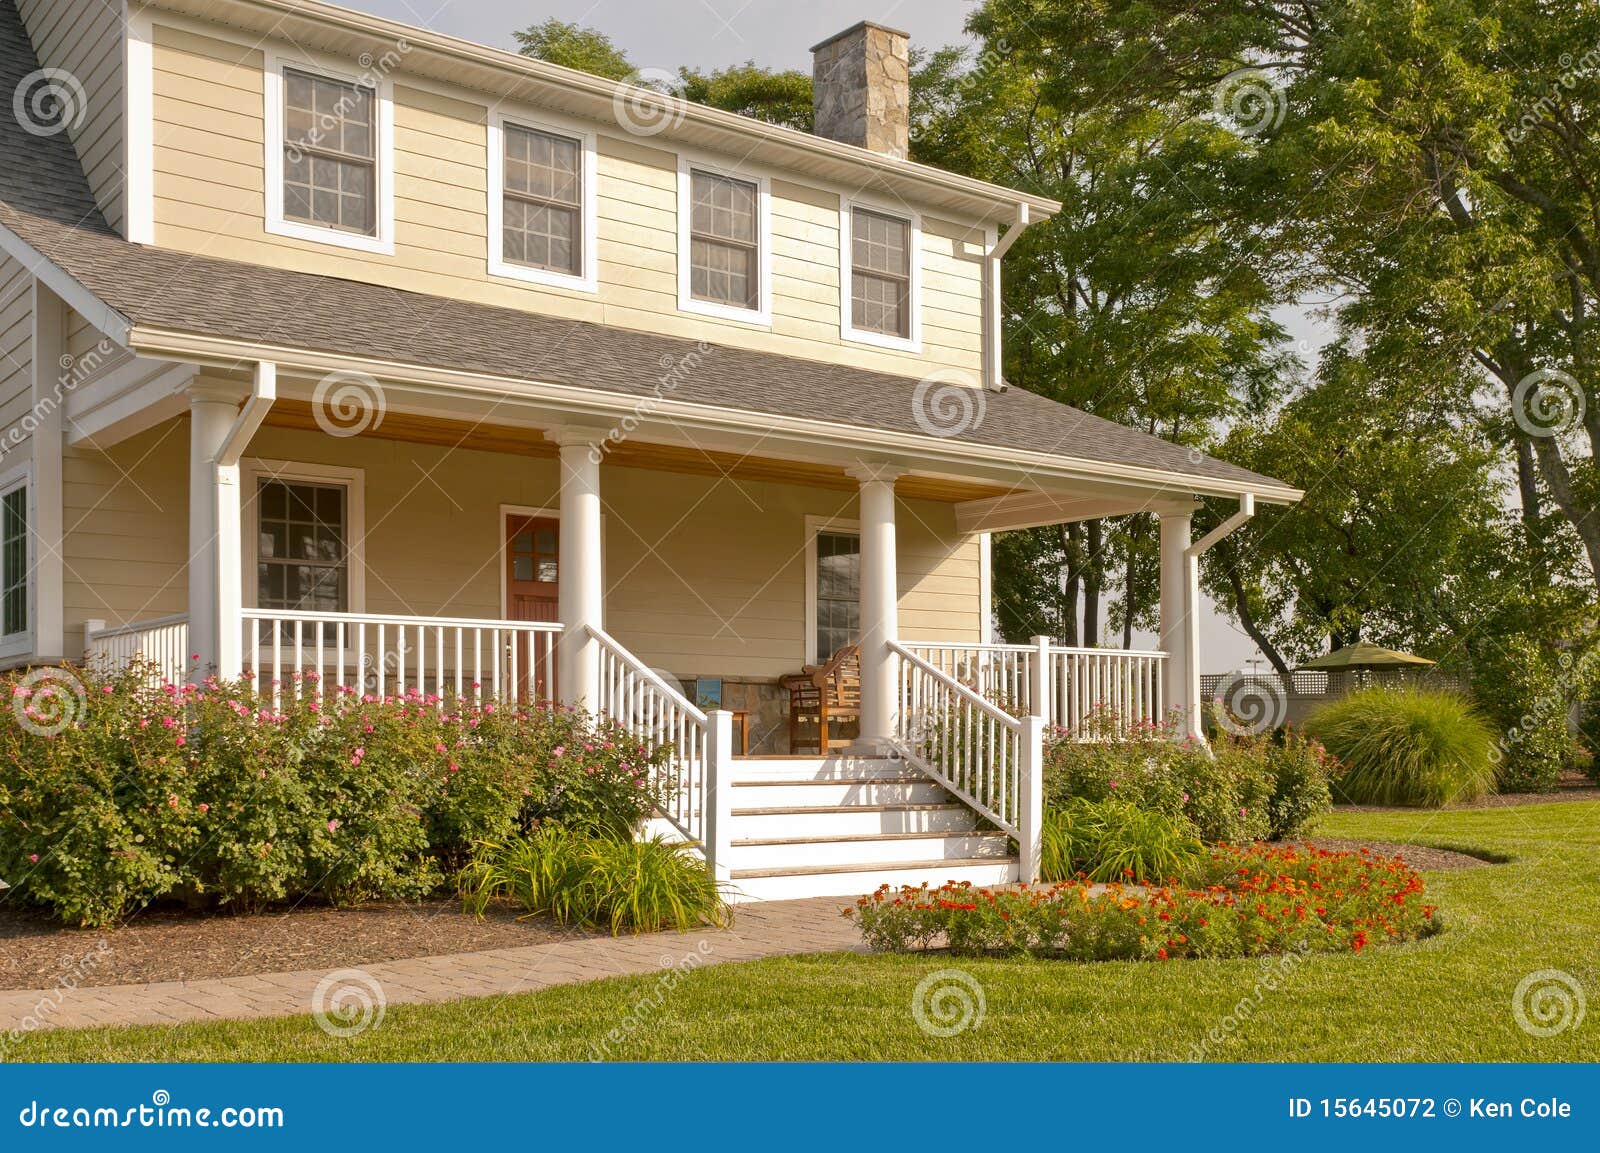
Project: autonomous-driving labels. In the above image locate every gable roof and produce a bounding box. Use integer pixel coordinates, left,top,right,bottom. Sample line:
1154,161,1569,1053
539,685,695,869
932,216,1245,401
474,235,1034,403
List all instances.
0,0,1298,502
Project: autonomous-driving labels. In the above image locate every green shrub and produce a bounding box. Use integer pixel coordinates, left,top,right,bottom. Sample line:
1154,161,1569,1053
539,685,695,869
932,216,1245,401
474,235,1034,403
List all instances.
1042,723,1333,844
1039,797,1202,883
0,664,669,926
1472,638,1573,793
849,843,1441,960
1306,687,1495,807
460,831,731,934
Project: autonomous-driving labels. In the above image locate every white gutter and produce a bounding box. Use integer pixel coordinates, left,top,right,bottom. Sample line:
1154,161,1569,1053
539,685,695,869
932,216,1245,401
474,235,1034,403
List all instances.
1186,493,1256,559
214,361,276,467
984,203,1033,392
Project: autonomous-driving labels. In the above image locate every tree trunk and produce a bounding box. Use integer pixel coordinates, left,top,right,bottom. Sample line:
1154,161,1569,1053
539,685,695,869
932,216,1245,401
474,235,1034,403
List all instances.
1059,522,1082,647
1219,539,1293,677
1082,518,1103,646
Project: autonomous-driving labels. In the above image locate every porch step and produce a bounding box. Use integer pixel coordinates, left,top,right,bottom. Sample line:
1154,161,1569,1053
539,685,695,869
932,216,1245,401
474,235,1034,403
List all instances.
729,802,977,838
727,857,1019,902
728,755,912,782
730,776,948,807
729,829,1008,869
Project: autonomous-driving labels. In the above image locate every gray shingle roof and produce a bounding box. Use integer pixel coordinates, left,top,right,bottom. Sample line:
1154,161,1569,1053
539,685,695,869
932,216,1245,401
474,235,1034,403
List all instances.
0,0,1291,497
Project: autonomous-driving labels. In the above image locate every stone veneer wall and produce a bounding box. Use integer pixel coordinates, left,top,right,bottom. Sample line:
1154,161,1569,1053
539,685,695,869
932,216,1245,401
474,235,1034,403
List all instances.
811,22,910,160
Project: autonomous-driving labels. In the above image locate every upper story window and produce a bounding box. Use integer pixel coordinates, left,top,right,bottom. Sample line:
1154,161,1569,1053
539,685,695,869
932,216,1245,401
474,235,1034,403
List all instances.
677,160,771,325
264,51,394,255
842,202,921,351
489,114,598,291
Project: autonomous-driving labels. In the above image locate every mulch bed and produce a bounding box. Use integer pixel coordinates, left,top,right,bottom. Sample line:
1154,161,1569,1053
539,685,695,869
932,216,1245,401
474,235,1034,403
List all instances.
1287,838,1490,871
0,897,599,992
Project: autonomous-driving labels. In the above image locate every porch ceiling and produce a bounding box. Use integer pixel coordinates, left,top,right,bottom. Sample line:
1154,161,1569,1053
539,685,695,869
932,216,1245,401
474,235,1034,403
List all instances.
259,400,1019,504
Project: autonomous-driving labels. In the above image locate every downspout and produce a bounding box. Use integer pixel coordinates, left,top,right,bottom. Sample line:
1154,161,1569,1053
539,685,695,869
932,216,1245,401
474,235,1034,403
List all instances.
983,203,1033,391
216,361,277,468
209,361,276,679
1181,494,1256,743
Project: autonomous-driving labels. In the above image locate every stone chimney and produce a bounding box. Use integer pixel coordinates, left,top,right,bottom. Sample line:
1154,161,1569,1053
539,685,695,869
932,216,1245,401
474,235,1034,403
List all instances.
811,22,910,159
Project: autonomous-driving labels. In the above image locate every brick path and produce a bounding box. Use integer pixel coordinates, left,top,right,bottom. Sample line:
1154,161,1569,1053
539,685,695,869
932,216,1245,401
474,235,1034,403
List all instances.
0,897,860,1033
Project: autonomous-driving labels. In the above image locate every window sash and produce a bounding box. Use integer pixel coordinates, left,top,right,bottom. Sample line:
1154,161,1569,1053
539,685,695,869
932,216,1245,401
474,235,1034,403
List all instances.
1,485,26,638
282,68,377,236
850,208,912,338
502,125,584,276
256,480,349,614
689,171,761,311
814,531,860,662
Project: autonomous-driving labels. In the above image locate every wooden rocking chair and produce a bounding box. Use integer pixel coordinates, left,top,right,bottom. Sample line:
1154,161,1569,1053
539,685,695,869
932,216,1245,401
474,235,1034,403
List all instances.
782,644,861,755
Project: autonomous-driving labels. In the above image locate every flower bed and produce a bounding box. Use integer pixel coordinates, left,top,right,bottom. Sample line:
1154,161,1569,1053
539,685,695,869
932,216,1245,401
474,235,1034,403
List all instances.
0,664,669,927
846,844,1440,961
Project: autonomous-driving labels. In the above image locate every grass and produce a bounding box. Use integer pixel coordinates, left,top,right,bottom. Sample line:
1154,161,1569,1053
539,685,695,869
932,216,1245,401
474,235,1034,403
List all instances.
13,800,1600,1062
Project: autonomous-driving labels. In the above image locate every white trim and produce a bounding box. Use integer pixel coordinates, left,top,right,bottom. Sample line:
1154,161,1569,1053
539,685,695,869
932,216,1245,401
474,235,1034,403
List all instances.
676,156,772,328
0,222,131,347
978,531,993,645
29,283,64,660
0,461,33,660
241,458,367,612
123,3,155,244
803,513,860,667
839,198,922,353
486,112,598,293
262,46,396,256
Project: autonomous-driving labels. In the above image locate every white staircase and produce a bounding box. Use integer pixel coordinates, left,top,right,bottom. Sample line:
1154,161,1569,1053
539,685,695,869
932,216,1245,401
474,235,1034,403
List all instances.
720,753,1019,901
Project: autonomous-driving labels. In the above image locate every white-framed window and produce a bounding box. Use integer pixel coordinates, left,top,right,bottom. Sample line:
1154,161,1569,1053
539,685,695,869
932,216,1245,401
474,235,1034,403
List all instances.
263,49,395,255
677,157,772,326
487,112,598,291
804,515,860,666
0,465,30,657
840,199,921,351
242,460,366,613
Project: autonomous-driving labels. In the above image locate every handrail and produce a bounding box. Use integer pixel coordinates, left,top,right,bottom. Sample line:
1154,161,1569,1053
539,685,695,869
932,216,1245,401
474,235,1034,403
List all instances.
86,613,191,640
239,608,562,631
893,642,1022,732
585,623,714,851
908,640,1167,659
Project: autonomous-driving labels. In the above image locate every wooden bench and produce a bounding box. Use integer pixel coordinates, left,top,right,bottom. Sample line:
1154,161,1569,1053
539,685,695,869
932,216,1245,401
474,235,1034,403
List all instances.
781,644,861,755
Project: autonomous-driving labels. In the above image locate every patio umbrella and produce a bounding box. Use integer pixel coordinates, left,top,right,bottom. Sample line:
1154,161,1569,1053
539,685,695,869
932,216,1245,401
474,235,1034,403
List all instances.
1300,641,1435,670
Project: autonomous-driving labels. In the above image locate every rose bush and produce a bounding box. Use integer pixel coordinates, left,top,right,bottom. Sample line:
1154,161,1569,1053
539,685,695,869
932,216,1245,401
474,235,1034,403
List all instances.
0,663,669,926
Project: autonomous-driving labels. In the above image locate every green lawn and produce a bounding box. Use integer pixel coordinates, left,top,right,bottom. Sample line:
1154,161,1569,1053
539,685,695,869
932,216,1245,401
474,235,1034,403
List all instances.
16,801,1600,1062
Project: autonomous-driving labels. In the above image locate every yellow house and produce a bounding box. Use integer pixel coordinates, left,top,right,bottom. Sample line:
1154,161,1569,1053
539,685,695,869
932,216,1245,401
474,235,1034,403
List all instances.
0,0,1300,897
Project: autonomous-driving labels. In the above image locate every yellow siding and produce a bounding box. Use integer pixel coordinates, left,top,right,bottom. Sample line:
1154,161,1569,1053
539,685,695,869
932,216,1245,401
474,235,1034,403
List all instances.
17,0,124,231
0,255,31,438
147,20,988,381
61,418,191,659
64,419,982,678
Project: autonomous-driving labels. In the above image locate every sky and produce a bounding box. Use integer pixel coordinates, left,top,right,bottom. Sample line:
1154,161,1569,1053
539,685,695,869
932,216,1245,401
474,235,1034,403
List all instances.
338,0,1323,673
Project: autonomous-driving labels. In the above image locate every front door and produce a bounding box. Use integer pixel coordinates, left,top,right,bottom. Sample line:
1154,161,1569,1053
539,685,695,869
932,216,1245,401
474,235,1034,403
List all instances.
505,514,560,700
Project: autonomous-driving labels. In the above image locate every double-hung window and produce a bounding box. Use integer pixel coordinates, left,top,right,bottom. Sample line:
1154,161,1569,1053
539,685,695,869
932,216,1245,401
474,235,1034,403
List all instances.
843,203,919,348
256,479,349,614
490,117,596,289
809,528,861,664
0,478,28,646
679,162,769,323
266,54,392,254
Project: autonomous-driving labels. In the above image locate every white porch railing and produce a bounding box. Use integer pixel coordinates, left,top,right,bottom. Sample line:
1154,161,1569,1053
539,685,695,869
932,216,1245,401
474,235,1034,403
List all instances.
901,640,1167,735
586,623,734,877
85,615,191,685
239,609,562,704
891,640,1043,879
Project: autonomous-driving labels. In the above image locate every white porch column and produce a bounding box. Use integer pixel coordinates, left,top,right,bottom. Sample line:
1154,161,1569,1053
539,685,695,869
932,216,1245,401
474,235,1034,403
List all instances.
1158,508,1202,740
848,463,906,749
187,384,245,681
553,433,603,711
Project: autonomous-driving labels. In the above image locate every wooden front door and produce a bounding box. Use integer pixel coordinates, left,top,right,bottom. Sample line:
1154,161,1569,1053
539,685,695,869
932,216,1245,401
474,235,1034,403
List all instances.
506,515,560,700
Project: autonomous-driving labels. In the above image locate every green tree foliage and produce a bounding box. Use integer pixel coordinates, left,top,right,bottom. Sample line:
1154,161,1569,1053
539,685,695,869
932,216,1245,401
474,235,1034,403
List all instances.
512,19,635,82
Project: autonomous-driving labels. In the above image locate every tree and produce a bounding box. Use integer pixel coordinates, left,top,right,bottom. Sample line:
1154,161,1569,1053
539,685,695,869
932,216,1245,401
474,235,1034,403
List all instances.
512,19,634,82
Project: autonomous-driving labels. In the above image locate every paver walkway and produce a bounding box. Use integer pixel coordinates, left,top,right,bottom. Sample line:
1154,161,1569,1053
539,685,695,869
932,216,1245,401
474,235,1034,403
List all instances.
0,896,860,1033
